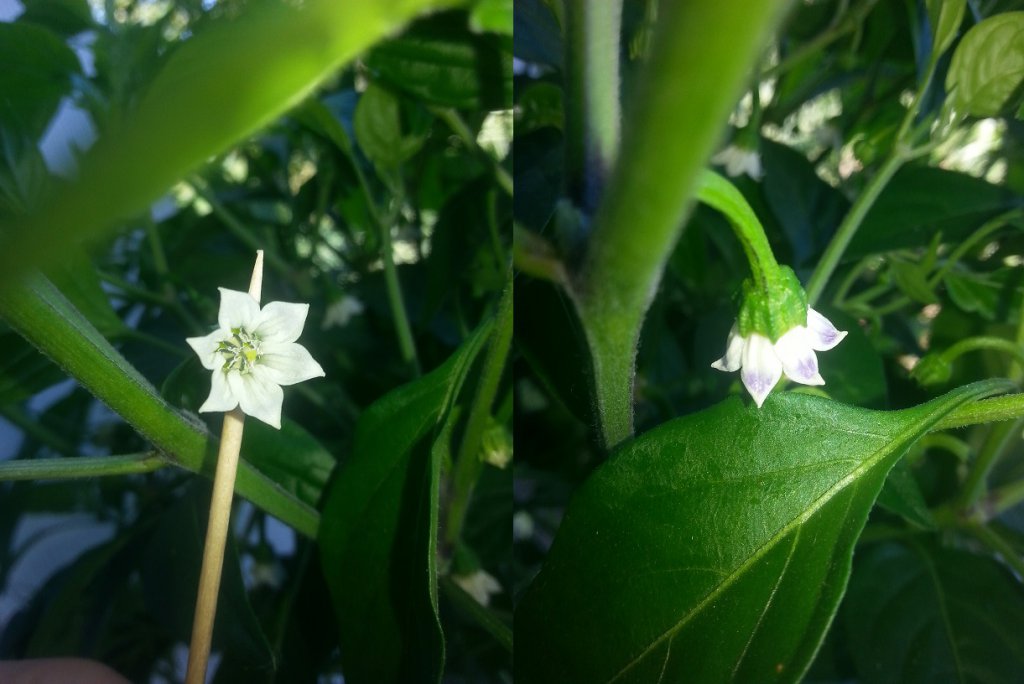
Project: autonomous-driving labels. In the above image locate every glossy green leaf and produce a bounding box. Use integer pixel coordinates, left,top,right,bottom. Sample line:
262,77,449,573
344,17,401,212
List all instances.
845,541,1024,683
319,322,491,684
0,274,319,536
946,12,1024,117
515,381,1009,683
846,166,1021,259
0,22,79,140
365,11,513,109
0,0,463,292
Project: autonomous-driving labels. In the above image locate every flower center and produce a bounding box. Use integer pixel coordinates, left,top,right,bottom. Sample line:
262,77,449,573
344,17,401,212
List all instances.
218,327,263,374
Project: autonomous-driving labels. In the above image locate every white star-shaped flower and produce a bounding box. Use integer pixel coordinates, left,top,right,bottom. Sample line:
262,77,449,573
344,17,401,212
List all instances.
712,144,764,180
187,288,325,429
711,308,847,408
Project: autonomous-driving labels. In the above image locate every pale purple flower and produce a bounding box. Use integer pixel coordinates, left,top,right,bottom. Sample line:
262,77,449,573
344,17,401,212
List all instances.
187,288,325,429
712,308,847,408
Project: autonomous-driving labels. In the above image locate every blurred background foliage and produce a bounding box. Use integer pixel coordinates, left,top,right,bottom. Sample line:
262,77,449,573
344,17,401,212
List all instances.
0,0,512,681
514,0,1024,680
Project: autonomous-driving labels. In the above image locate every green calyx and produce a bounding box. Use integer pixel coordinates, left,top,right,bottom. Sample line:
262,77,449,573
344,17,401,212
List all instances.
737,266,808,342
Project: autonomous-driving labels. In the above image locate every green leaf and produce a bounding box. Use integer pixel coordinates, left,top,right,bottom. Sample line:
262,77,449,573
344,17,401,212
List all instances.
946,12,1024,117
846,166,1022,259
354,84,424,171
760,139,849,269
845,541,1024,683
365,11,513,110
45,249,126,338
0,22,79,140
926,0,966,56
0,274,319,536
876,460,935,529
19,0,94,37
515,381,1009,683
0,0,463,292
469,0,512,34
890,259,939,304
319,322,491,684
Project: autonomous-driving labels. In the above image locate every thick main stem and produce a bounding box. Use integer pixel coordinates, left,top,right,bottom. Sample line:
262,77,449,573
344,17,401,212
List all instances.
185,251,263,684
565,0,622,213
574,0,792,449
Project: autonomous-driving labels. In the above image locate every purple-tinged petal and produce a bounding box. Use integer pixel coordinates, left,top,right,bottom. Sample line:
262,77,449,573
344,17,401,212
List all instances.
806,308,847,351
775,328,825,386
741,333,782,408
711,324,745,372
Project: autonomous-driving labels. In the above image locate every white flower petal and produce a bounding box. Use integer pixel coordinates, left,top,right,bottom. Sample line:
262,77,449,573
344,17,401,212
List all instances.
228,370,284,429
198,370,238,413
806,308,848,351
741,333,782,408
186,329,228,370
774,328,825,386
253,301,310,344
711,324,745,372
259,342,326,386
743,151,764,180
218,288,260,332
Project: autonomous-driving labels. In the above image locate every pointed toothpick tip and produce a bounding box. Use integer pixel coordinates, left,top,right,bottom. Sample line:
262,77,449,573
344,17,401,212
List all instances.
249,250,264,303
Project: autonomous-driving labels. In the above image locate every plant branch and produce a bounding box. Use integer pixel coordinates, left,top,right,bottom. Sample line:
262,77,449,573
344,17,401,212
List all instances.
930,393,1024,431
565,0,622,213
573,0,792,448
0,452,167,481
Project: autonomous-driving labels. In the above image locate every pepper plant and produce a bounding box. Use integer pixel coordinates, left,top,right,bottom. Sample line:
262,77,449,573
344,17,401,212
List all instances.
514,1,1024,682
0,0,511,681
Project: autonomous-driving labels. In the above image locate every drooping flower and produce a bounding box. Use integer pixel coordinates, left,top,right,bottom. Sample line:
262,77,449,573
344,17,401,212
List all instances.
187,288,324,429
712,144,764,180
453,568,503,607
712,307,847,408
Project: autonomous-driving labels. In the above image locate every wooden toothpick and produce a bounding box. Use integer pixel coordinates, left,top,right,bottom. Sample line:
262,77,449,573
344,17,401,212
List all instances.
185,250,263,684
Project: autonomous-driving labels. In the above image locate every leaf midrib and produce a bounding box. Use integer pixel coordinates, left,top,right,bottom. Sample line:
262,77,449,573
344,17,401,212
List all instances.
607,396,975,684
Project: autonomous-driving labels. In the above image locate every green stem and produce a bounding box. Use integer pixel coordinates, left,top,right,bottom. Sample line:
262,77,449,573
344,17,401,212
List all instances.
574,0,792,449
0,452,167,481
432,108,513,197
965,523,1024,579
806,151,906,305
806,39,942,306
761,0,880,79
439,574,512,653
378,213,421,377
959,419,1021,507
696,170,780,288
565,0,622,212
0,274,319,537
986,478,1024,519
941,337,1024,366
446,274,512,546
930,393,1024,431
